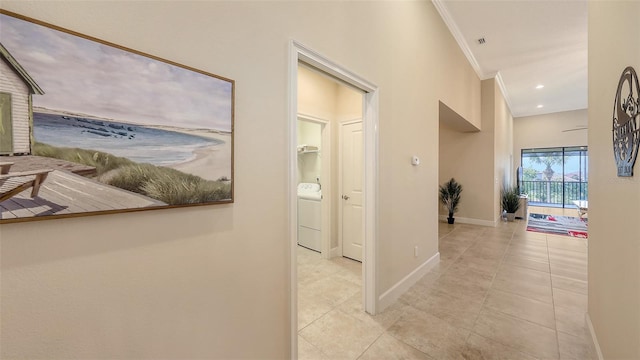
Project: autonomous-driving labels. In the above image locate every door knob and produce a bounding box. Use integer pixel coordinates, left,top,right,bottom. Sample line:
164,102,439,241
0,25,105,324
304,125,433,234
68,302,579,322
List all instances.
342,195,350,200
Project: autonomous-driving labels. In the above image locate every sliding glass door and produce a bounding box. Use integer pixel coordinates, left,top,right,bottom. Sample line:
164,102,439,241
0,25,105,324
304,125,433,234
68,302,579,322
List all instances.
562,147,588,205
520,146,588,207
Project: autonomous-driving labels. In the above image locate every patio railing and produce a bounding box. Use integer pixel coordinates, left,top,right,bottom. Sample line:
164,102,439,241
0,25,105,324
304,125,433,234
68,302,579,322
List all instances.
520,180,588,207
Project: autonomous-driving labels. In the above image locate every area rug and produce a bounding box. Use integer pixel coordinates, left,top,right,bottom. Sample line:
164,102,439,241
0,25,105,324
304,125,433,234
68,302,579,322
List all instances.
527,213,588,238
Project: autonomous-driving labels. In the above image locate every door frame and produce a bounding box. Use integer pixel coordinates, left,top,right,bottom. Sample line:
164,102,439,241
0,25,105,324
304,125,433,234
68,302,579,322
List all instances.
338,119,363,260
288,40,379,358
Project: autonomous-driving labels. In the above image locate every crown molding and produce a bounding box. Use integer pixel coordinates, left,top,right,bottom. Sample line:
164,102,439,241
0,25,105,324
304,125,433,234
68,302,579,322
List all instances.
495,72,514,114
431,0,515,116
432,0,486,79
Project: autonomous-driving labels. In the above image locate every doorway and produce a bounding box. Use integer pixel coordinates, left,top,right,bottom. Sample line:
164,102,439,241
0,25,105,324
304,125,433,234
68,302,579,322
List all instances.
296,66,363,272
289,41,379,357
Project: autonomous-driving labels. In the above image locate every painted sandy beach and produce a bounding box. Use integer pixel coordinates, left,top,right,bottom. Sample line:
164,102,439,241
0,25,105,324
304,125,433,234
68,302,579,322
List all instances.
34,107,232,182
149,125,232,182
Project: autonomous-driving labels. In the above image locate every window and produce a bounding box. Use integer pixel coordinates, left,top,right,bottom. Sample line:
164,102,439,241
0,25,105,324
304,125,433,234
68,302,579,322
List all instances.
520,146,588,207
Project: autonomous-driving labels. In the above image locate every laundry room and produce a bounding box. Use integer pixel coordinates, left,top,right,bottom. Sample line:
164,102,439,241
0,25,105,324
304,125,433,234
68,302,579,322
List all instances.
296,64,363,258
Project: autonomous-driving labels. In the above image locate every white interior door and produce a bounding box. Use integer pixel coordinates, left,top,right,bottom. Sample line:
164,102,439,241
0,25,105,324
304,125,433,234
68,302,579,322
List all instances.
341,121,363,262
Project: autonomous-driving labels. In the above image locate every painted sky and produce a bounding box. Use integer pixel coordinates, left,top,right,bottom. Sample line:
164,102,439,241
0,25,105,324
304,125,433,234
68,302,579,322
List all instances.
0,14,232,131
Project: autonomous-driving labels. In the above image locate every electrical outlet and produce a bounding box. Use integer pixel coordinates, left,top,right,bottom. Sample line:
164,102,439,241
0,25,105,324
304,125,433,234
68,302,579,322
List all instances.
414,246,419,257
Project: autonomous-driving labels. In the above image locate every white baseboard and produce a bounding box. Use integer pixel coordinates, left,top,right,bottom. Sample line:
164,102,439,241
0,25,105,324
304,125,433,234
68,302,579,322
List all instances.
586,313,604,360
377,252,440,311
438,215,498,227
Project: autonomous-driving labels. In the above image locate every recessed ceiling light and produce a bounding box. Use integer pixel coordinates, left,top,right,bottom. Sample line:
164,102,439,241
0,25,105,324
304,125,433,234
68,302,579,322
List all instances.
537,105,544,108
536,84,544,89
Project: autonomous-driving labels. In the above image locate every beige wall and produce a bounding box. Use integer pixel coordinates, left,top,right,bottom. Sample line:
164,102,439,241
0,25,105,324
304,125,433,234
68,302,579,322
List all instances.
439,78,511,224
298,65,339,121
438,121,494,223
493,80,514,213
298,65,333,187
0,1,481,358
513,109,588,169
372,1,480,293
588,1,640,358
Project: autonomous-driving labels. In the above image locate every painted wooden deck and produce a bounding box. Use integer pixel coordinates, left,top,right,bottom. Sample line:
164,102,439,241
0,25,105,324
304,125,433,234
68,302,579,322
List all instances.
0,170,166,220
1,155,96,176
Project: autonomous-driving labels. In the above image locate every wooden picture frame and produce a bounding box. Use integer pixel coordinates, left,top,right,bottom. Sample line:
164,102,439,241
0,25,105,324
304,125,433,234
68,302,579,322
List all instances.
0,10,234,223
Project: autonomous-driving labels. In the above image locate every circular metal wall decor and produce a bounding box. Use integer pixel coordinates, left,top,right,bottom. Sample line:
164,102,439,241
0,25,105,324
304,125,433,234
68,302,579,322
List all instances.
613,66,640,177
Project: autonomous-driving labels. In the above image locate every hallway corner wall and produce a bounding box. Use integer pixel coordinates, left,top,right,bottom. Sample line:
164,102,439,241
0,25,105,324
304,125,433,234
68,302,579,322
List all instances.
587,1,640,358
438,78,512,225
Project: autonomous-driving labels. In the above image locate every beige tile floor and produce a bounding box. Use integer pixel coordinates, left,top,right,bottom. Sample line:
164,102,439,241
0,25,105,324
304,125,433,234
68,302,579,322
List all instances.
297,206,596,359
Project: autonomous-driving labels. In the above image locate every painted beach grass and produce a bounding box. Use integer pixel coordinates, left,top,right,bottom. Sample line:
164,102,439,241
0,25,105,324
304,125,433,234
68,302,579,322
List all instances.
34,142,231,205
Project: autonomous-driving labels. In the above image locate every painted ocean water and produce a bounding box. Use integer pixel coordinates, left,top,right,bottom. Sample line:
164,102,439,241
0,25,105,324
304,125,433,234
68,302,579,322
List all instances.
33,112,222,166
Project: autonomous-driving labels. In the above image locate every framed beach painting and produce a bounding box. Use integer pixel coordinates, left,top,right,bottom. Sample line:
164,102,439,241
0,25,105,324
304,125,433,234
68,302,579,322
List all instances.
0,10,234,223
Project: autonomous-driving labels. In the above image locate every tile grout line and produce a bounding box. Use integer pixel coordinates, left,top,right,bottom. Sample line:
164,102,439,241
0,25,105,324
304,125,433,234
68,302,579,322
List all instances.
396,223,486,348
382,316,434,360
297,246,365,357
464,222,517,342
465,220,553,360
297,333,330,359
547,233,563,359
470,234,561,341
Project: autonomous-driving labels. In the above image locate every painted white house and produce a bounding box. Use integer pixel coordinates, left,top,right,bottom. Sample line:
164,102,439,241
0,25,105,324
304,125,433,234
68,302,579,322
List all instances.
0,42,44,155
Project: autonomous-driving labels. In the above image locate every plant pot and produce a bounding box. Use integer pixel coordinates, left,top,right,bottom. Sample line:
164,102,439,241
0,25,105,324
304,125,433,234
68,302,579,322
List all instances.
506,213,516,222
447,217,455,224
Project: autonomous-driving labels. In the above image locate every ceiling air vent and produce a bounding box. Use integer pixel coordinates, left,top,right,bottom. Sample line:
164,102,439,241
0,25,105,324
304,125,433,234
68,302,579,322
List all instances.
477,38,486,45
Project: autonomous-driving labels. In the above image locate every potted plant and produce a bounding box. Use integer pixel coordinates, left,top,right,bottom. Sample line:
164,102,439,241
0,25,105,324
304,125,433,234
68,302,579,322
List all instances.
501,185,520,222
439,178,462,224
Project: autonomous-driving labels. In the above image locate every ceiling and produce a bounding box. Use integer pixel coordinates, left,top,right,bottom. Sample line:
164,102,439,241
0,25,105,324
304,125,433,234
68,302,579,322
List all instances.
433,0,588,118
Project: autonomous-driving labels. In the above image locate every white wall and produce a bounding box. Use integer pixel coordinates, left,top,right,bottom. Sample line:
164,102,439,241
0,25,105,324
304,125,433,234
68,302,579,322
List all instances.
0,1,481,358
513,109,588,169
587,1,640,358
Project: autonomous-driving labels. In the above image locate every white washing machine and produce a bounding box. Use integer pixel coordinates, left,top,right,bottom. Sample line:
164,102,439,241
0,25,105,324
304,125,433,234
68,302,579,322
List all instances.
297,183,322,252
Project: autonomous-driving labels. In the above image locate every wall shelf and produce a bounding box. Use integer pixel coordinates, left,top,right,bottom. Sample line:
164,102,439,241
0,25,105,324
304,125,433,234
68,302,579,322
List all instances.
297,145,320,154
298,150,320,154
